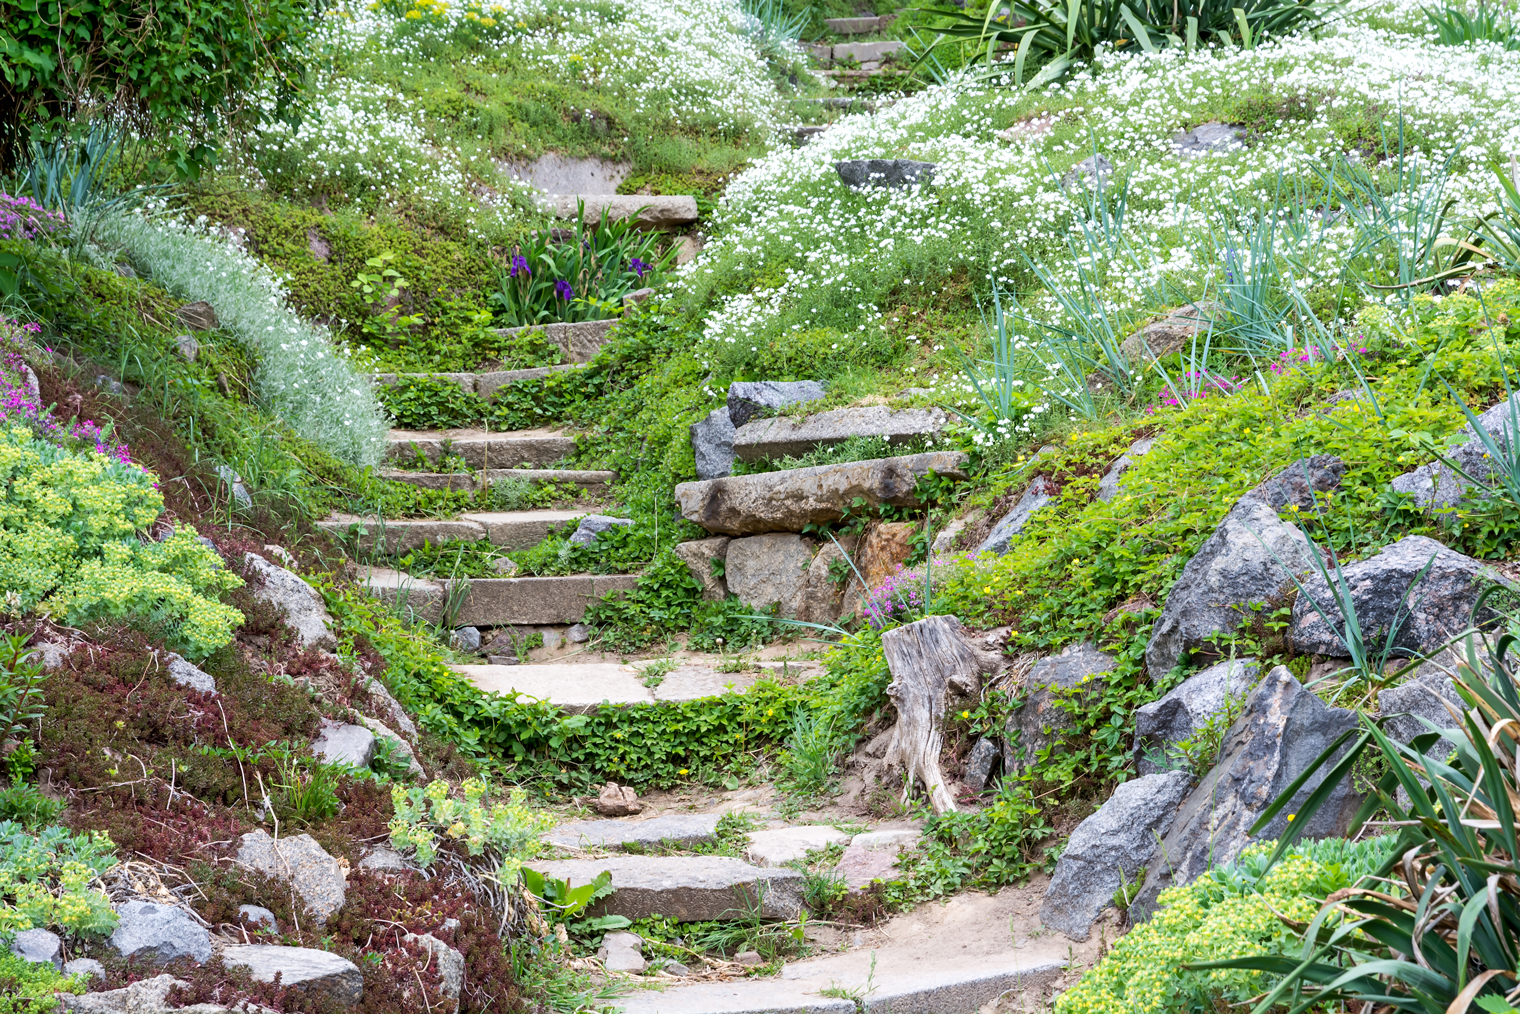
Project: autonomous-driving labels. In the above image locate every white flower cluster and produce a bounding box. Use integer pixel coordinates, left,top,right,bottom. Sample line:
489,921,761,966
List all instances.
96,209,390,468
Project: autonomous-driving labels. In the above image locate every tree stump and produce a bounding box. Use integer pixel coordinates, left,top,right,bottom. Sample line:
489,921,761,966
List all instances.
881,614,1002,813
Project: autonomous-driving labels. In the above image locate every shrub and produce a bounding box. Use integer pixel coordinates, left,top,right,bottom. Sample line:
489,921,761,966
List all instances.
0,424,243,657
0,821,119,938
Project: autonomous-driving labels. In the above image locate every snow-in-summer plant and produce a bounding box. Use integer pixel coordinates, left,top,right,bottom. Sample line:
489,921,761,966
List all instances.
389,778,553,879
95,209,388,467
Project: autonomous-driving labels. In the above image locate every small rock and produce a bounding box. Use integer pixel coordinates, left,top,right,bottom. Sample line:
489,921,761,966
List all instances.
734,950,764,966
175,300,220,330
243,552,333,647
62,957,104,979
1246,455,1346,513
94,374,126,396
362,676,417,737
594,782,642,816
404,933,465,1004
311,719,376,768
1173,122,1246,158
18,363,40,407
663,960,691,976
359,846,413,872
164,652,216,695
1390,393,1520,511
691,406,737,480
358,714,425,778
1379,666,1463,746
1135,658,1260,775
726,380,826,428
1120,302,1224,364
975,478,1053,557
59,973,184,1013
308,228,331,262
833,159,937,189
113,262,136,278
1062,154,1113,191
597,931,646,974
451,626,482,653
217,465,253,509
673,537,731,602
623,287,655,307
1096,437,1156,503
222,944,363,1002
109,900,213,964
487,654,519,665
963,736,1001,792
1005,644,1116,774
566,622,592,644
174,333,199,362
236,831,346,922
492,556,519,576
10,928,61,969
239,904,277,930
568,514,634,547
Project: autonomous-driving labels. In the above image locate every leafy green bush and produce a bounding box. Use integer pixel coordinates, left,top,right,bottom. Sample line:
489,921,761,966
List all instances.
0,822,119,938
0,425,242,657
1057,836,1397,1014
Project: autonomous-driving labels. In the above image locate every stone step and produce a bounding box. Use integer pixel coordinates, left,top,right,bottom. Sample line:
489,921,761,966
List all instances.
733,407,945,463
492,319,617,363
808,40,906,62
545,814,722,850
788,124,828,144
372,363,580,396
820,67,901,80
318,509,592,553
526,855,803,921
825,14,897,33
544,194,699,228
456,662,758,712
387,428,576,469
377,467,616,492
359,572,638,625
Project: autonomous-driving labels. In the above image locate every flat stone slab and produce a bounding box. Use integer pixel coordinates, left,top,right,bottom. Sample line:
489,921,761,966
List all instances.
386,428,575,469
676,452,969,535
837,829,919,888
825,14,895,32
528,856,804,921
477,363,580,397
733,407,945,463
447,574,638,625
494,319,618,363
546,814,722,849
458,510,589,548
456,663,758,713
222,944,363,1002
379,468,479,491
483,467,616,490
356,566,445,623
832,40,905,62
746,826,851,866
545,194,698,228
617,983,856,1013
318,515,486,553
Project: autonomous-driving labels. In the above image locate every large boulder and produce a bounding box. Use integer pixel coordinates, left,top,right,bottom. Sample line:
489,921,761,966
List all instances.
675,451,969,536
975,479,1052,557
1289,536,1511,659
235,831,346,922
726,380,826,428
801,535,858,625
1391,393,1520,511
690,407,735,480
834,159,936,189
1134,658,1260,775
222,945,363,1002
673,537,730,601
1246,455,1346,512
1131,666,1364,921
1120,302,1220,363
1040,770,1194,940
109,901,213,964
1005,644,1116,775
243,552,333,647
1145,499,1317,677
725,533,817,618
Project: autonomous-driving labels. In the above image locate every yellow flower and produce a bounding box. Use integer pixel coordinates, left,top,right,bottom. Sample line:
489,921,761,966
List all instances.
1286,813,1295,821
961,710,970,719
983,586,992,594
679,769,689,776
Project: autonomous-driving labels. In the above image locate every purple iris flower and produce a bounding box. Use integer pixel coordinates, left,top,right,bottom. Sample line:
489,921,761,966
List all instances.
510,255,530,278
554,279,575,301
630,257,650,278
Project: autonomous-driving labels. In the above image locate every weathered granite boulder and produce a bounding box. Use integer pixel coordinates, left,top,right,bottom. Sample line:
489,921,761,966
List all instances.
1289,536,1511,659
1379,667,1463,746
403,933,465,1007
975,479,1052,557
1245,455,1346,513
1131,666,1364,921
358,714,424,778
1135,658,1260,775
222,945,363,1002
963,736,1001,792
1145,499,1317,677
568,514,634,547
597,931,646,973
725,534,817,618
1120,302,1221,363
1005,644,1117,774
673,536,730,601
732,406,945,462
235,831,346,922
311,720,375,768
164,653,216,695
690,407,736,481
10,928,61,969
834,159,937,189
109,901,213,964
802,534,858,624
1041,770,1194,939
1391,393,1520,511
1096,437,1155,503
675,451,969,535
726,380,826,427
243,552,333,647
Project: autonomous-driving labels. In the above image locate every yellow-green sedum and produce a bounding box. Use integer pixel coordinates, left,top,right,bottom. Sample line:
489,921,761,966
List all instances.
389,778,554,880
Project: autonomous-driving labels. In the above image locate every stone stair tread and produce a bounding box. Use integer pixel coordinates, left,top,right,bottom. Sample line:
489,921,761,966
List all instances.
458,509,595,547
745,825,851,867
824,14,897,33
320,509,599,552
455,662,757,712
733,406,945,463
544,194,699,227
378,466,614,492
527,855,802,921
359,573,636,625
545,814,722,849
387,426,572,441
372,364,581,396
616,982,855,1014
387,429,577,469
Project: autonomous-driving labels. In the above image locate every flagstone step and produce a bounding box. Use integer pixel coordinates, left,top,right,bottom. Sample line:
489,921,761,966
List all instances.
825,14,897,33
386,428,577,469
455,662,758,712
379,468,616,492
545,814,722,850
318,509,592,553
358,573,638,625
544,194,699,228
492,319,618,363
372,363,580,396
733,407,945,463
527,855,804,921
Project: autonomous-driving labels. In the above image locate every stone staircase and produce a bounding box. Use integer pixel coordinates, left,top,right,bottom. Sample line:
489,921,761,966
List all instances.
804,14,908,87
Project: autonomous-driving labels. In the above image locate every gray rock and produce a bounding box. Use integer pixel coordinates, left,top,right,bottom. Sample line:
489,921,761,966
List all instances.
359,846,414,872
1145,499,1317,677
744,825,852,867
164,652,215,695
1289,535,1512,659
1135,658,1260,775
727,380,827,428
975,478,1053,556
58,973,183,1013
11,928,61,969
566,622,593,643
217,465,252,509
963,737,1001,792
673,537,730,601
492,557,519,576
1005,644,1116,775
362,675,417,737
1041,770,1194,939
109,900,213,964
357,715,424,778
222,944,363,1002
1096,437,1155,503
663,960,691,976
1119,301,1222,363
528,856,806,921
597,930,646,973
62,957,104,979
95,374,127,397
1173,122,1246,158
404,933,465,1004
734,950,764,965
174,333,199,362
243,552,333,647
176,301,219,330
569,514,634,547
1391,393,1520,511
834,159,937,189
1379,667,1463,746
1246,455,1346,513
725,534,816,618
238,904,277,929
733,406,945,463
801,535,857,625
311,720,376,768
691,406,737,480
1062,154,1113,191
451,626,482,653
545,814,722,850
1131,666,1364,921
676,452,970,536
17,363,38,407
235,831,346,922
